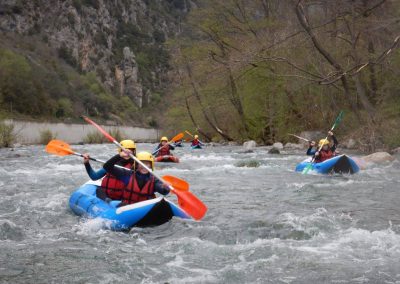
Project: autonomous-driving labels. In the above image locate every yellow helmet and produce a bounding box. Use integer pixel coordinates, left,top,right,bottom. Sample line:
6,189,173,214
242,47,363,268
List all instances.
118,140,136,152
136,151,154,170
318,139,329,146
194,135,199,139
160,136,168,142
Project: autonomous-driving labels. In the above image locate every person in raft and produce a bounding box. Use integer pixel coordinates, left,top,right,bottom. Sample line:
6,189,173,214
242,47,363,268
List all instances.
155,136,175,158
306,131,338,162
83,140,136,201
173,139,183,147
103,151,170,206
191,135,204,147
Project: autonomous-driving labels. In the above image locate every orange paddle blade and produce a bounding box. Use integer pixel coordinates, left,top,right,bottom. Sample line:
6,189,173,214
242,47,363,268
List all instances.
172,189,207,220
171,133,184,142
45,140,74,156
162,175,189,191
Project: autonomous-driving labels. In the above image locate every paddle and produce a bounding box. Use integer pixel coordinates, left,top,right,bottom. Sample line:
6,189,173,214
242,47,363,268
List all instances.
82,116,207,220
46,139,129,171
152,133,184,156
288,133,311,143
185,130,205,145
302,111,344,174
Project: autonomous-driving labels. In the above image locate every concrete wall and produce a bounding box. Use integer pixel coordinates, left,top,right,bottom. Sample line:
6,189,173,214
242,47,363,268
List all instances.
4,120,159,144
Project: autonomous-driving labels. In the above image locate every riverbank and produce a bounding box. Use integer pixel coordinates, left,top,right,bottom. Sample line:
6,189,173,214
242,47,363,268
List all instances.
2,119,159,145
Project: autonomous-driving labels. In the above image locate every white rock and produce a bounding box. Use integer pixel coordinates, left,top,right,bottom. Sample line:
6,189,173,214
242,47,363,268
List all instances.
362,152,395,164
243,140,257,149
272,142,283,150
284,143,304,150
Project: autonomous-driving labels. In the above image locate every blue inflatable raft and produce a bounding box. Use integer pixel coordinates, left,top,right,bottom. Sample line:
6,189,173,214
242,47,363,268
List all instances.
295,154,360,174
69,181,191,231
191,145,202,149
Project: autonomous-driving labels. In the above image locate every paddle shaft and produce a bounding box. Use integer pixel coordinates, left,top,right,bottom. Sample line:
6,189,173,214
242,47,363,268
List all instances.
152,141,173,156
288,133,311,142
185,130,204,145
73,151,129,171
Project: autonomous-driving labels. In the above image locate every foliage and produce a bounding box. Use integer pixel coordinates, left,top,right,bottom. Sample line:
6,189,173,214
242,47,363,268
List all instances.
165,0,400,150
0,121,15,148
83,131,107,144
39,129,56,145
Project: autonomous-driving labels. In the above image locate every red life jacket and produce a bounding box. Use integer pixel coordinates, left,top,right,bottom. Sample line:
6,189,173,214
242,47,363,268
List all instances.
315,149,333,162
121,174,156,205
191,139,200,146
157,144,171,156
101,162,132,200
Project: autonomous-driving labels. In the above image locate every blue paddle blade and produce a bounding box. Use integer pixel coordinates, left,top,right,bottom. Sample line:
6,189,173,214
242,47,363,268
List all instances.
302,162,313,174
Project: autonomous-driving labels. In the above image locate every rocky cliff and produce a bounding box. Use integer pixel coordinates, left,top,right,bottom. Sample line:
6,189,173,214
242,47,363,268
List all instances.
0,0,191,110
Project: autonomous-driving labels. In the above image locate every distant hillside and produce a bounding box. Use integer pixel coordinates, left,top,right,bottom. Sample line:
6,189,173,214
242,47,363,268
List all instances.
0,0,193,126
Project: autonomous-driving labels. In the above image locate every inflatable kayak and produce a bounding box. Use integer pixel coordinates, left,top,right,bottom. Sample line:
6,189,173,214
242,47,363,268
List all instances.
155,155,180,163
295,154,360,174
69,181,190,231
191,145,202,149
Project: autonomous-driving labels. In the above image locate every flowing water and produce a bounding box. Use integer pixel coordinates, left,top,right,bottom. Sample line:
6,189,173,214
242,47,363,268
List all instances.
0,144,399,283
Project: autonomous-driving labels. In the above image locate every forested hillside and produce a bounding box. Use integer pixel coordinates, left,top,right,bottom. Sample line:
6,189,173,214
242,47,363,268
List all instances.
165,0,400,151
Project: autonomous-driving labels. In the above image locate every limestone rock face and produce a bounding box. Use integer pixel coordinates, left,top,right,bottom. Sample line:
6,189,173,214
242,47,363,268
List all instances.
115,47,143,107
0,0,190,107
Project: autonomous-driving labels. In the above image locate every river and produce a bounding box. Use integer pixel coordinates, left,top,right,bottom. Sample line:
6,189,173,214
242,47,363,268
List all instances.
0,143,399,283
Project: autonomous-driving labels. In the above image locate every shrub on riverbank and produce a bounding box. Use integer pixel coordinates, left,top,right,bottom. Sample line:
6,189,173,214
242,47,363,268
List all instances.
83,128,124,144
0,122,15,147
39,129,56,144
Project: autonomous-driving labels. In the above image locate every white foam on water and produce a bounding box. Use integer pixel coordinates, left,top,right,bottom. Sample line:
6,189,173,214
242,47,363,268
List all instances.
180,154,236,161
74,217,113,235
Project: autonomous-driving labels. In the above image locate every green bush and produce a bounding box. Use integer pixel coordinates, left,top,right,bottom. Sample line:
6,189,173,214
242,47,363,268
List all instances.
0,122,15,148
39,129,56,145
109,128,124,143
83,131,108,144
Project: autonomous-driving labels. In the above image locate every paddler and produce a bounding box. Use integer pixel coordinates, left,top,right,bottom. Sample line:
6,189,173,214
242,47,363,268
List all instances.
154,136,175,158
306,131,338,162
83,139,136,201
190,134,204,147
103,150,170,206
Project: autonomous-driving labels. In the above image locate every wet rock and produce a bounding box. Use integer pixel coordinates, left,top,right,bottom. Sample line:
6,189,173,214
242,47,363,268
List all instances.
12,143,22,148
235,159,260,168
237,149,254,154
243,140,257,150
362,152,395,164
272,142,283,150
268,147,280,154
284,143,304,150
390,147,400,154
228,141,239,146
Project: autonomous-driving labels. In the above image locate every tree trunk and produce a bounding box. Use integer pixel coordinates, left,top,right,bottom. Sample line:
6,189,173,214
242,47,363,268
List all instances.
185,62,234,141
184,97,212,142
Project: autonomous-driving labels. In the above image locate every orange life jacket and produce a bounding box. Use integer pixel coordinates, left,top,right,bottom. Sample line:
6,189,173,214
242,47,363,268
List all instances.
101,162,132,200
121,174,156,205
157,144,171,156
